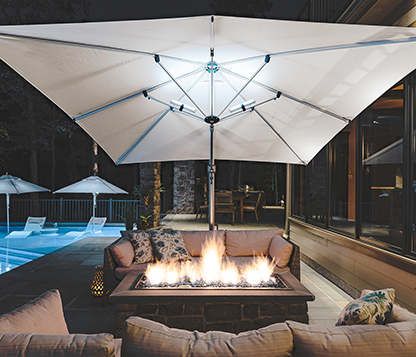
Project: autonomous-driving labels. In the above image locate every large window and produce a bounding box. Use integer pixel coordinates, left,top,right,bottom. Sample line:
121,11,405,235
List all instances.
308,147,327,225
361,82,404,250
330,121,356,236
292,165,306,218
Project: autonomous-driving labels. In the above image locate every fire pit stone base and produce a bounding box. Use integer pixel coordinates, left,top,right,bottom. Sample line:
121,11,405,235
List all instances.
111,272,314,337
116,300,308,336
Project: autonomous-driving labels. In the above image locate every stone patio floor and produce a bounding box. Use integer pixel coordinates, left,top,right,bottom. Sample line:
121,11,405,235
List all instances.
0,213,352,334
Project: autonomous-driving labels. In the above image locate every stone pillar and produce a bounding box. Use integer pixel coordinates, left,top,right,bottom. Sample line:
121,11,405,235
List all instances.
173,161,195,214
140,162,161,228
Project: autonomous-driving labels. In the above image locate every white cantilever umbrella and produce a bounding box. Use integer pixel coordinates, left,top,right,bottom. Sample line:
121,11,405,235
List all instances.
2,16,416,229
54,175,128,220
0,174,50,233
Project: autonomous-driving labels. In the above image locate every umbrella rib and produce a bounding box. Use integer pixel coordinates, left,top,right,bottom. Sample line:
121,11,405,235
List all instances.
218,71,305,164
116,109,170,165
221,67,350,123
0,32,205,66
117,70,207,164
253,108,307,165
217,55,270,118
220,36,416,65
155,56,207,117
74,66,205,121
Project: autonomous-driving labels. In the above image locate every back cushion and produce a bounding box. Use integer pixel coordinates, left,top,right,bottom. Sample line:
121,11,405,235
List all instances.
0,331,115,357
181,230,226,256
269,235,293,268
0,289,68,335
287,320,416,357
110,238,135,267
226,229,283,256
122,317,293,357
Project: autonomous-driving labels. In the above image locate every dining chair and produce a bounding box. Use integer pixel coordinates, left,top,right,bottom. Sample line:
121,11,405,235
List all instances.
242,191,264,223
215,192,236,225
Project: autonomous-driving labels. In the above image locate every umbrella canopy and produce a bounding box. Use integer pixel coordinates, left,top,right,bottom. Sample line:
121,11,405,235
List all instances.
54,175,128,219
0,174,50,233
2,16,416,228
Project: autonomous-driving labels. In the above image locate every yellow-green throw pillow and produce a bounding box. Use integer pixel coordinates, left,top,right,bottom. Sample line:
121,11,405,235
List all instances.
126,231,154,264
335,288,394,326
149,230,192,263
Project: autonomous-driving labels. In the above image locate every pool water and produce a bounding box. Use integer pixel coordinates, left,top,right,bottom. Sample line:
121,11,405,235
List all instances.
0,223,124,275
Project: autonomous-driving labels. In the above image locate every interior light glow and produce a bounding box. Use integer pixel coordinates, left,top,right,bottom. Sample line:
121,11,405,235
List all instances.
170,99,196,113
229,99,256,113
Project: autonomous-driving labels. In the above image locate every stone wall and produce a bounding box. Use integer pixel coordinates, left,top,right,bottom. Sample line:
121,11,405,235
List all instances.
173,161,195,214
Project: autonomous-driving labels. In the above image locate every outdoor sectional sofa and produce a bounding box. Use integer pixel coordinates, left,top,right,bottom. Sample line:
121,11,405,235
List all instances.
103,228,300,297
1,288,416,357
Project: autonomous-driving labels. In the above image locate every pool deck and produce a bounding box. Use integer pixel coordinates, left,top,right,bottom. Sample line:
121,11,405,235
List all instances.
0,214,352,334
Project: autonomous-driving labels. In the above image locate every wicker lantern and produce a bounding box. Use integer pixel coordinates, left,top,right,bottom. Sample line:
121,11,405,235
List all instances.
90,265,105,297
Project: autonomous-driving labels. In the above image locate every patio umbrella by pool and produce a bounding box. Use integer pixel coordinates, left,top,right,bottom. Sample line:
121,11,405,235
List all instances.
2,16,416,228
0,174,50,233
53,175,128,220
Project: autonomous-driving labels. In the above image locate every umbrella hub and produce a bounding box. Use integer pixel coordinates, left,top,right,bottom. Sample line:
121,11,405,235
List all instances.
204,116,220,124
205,61,219,74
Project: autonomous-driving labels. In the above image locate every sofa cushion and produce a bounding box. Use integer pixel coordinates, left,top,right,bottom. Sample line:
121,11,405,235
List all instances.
110,238,135,268
0,289,68,335
287,320,416,357
182,230,226,256
336,288,394,326
122,316,293,357
149,230,192,263
0,331,116,357
125,231,154,264
114,263,151,280
226,229,283,256
269,235,293,268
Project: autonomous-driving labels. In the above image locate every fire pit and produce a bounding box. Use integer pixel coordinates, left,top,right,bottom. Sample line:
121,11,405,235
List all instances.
111,271,314,337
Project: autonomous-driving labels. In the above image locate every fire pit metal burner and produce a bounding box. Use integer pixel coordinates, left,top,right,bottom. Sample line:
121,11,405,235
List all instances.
135,273,290,290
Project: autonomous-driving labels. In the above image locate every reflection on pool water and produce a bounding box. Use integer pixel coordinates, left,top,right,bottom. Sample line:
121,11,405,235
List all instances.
0,223,124,275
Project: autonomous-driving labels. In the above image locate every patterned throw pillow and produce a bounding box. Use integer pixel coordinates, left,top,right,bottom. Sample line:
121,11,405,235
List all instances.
149,230,192,263
126,231,154,264
335,288,395,326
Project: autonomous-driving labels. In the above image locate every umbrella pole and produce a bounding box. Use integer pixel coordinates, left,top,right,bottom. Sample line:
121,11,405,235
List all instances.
93,193,96,233
6,194,10,234
208,124,216,230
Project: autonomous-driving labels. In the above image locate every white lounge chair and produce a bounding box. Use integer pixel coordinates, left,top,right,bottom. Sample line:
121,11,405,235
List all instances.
64,217,107,239
5,217,46,239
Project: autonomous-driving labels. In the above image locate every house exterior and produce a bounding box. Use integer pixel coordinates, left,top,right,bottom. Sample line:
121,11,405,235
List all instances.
288,0,416,310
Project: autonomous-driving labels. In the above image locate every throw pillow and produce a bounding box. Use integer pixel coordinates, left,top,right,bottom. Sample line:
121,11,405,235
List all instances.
335,288,395,326
125,231,154,264
149,230,192,263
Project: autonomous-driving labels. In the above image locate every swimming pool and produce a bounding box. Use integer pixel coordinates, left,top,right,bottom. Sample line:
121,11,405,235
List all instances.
0,223,125,275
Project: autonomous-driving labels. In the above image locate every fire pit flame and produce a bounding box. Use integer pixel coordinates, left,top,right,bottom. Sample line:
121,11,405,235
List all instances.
144,237,281,288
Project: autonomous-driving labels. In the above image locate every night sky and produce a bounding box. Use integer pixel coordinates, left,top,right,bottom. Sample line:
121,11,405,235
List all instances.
89,0,308,21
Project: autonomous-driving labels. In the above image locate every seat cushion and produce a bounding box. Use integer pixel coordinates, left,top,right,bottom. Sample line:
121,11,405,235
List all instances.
182,230,226,256
287,320,416,357
226,229,283,256
0,289,68,335
114,263,151,280
110,238,135,268
122,316,293,357
0,331,116,357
